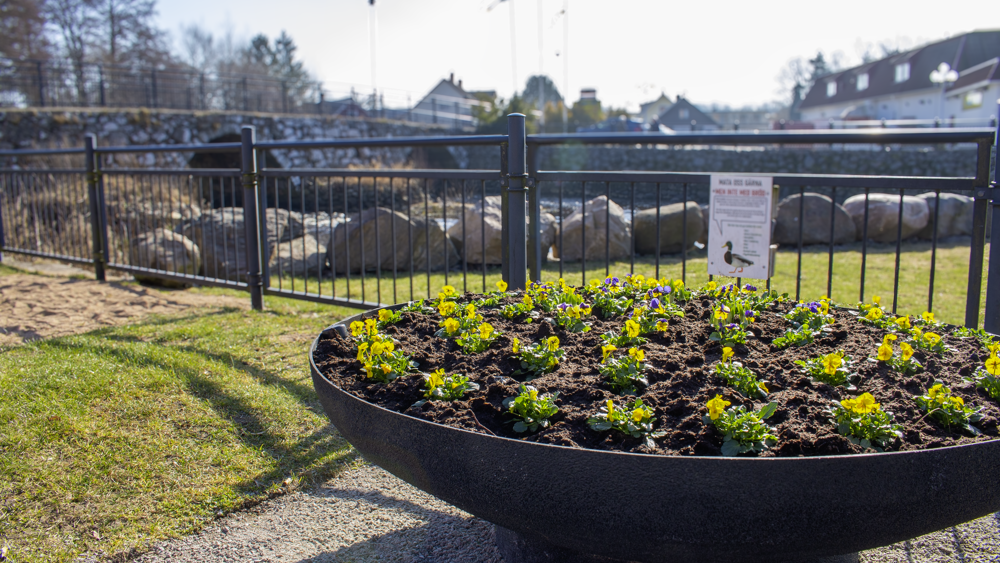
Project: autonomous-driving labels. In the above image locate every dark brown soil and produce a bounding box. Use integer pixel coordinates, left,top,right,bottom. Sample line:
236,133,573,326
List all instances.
312,292,1000,457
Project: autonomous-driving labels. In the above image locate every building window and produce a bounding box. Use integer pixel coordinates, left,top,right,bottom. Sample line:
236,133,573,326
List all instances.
857,73,869,91
678,108,689,119
894,62,910,83
826,81,837,97
964,90,984,110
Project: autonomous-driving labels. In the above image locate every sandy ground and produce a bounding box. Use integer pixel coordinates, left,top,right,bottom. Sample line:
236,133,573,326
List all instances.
0,270,247,346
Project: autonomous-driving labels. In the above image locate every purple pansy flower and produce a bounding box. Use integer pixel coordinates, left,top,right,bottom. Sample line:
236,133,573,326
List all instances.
650,298,661,310
744,284,757,292
558,303,569,311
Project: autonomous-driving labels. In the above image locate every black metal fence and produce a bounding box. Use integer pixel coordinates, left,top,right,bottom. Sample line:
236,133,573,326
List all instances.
1,118,998,332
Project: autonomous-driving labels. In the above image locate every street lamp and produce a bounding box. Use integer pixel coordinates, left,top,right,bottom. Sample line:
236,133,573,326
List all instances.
929,62,958,124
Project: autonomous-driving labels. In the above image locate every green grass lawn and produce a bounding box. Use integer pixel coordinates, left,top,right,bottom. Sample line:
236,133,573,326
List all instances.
267,239,990,328
0,288,357,562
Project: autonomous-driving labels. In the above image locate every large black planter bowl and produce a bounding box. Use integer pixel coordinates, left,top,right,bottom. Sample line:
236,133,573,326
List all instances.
310,307,1000,563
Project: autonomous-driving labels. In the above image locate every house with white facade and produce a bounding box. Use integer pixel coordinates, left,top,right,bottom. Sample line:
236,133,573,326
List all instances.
409,74,485,130
656,96,719,131
637,93,673,124
798,30,1000,127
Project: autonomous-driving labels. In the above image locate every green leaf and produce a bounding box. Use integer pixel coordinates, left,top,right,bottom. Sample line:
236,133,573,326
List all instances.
720,440,741,457
512,421,528,433
758,402,778,420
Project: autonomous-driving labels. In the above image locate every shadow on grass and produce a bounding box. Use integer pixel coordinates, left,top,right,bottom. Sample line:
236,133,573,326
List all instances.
37,333,356,500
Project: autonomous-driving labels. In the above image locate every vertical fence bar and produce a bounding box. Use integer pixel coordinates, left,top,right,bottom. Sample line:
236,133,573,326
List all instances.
966,140,992,328
257,150,270,290
84,135,106,281
826,187,836,300
240,125,263,311
527,144,541,282
655,183,661,280
0,173,5,263
629,182,635,275
460,179,468,293
500,142,510,285
859,189,870,303
795,186,804,301
984,112,1000,333
928,190,941,314
891,188,904,315
557,181,564,280
604,181,610,278
390,177,399,303
505,113,528,290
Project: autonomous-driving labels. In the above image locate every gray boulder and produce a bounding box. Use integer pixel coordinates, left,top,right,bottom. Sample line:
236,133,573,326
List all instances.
447,196,556,265
129,228,200,288
773,193,856,246
632,201,704,255
553,195,631,262
327,207,460,274
914,192,977,240
177,207,289,282
270,233,326,278
842,193,929,243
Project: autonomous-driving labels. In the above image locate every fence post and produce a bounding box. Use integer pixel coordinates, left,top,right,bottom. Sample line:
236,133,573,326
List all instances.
35,61,45,107
241,125,264,311
256,146,270,290
84,135,106,281
983,102,1000,334
151,69,158,108
526,143,542,282
504,113,528,290
966,139,993,328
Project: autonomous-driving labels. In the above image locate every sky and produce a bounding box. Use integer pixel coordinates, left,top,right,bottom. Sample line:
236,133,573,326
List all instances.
155,0,999,112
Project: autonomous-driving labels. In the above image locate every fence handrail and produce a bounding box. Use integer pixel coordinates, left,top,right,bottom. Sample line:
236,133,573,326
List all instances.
527,128,997,146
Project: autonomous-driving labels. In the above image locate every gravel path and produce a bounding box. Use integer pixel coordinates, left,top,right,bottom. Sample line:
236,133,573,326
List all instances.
127,459,999,563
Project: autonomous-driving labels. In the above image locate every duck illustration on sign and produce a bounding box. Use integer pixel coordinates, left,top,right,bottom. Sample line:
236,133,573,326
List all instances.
707,175,775,280
721,240,754,274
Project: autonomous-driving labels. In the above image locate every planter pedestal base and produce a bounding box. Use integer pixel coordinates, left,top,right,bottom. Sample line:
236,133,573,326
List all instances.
494,525,860,563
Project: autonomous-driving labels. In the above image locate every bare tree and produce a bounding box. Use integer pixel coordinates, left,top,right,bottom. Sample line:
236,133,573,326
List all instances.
0,0,51,61
96,0,162,66
44,0,97,99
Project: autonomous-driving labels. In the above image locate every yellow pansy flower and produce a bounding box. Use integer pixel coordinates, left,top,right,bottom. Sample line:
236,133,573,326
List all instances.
722,347,734,362
528,389,538,401
438,300,456,317
356,342,369,361
894,316,911,330
465,304,477,318
927,383,945,403
522,294,534,306
380,364,391,375
873,295,881,305
923,332,941,346
877,343,894,361
428,369,445,389
478,322,494,340
921,311,935,323
758,381,769,394
606,399,615,415
899,342,914,361
496,280,508,292
628,348,645,362
822,352,842,375
378,309,393,321
841,397,858,411
443,317,460,335
512,337,521,354
866,307,884,321
707,394,731,421
625,319,641,338
853,393,879,414
601,345,618,362
985,354,1000,376
987,342,1000,355
632,408,645,423
546,336,560,352
350,321,364,336
882,334,897,345
441,285,456,297
950,396,965,408
714,308,729,321
706,281,718,291
364,364,374,379
371,342,385,356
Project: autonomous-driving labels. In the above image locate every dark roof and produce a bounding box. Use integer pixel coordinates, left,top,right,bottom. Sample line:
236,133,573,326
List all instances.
949,57,999,90
799,30,1000,109
656,97,719,127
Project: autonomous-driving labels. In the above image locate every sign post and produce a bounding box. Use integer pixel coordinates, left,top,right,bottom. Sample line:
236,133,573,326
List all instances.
707,174,777,280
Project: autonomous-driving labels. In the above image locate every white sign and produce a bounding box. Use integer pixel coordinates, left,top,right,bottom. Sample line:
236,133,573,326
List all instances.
707,174,775,280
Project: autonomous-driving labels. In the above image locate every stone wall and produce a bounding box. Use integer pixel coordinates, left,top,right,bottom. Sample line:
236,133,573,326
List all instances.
0,108,455,169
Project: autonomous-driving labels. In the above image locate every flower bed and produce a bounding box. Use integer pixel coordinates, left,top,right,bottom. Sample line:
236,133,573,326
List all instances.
312,276,1000,457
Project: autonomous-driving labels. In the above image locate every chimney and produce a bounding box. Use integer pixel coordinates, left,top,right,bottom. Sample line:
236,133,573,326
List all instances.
449,73,454,84
458,79,463,89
